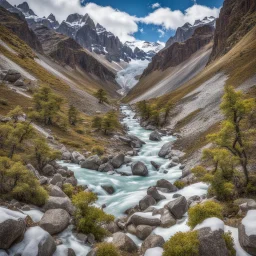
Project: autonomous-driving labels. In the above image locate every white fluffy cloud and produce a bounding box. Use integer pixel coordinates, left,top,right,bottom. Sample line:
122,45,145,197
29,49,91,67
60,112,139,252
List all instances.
152,3,161,9
8,0,220,42
157,29,165,37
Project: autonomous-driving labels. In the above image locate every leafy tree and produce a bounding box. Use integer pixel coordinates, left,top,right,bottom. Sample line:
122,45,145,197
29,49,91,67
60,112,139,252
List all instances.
8,105,24,123
32,138,60,171
92,116,102,130
102,111,119,135
137,100,151,120
68,105,79,126
207,86,255,185
72,191,114,240
95,89,108,104
33,86,63,125
0,157,48,205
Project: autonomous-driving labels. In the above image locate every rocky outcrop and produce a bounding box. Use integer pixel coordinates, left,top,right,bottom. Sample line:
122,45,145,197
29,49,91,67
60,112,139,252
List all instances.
147,187,166,202
3,69,21,83
149,131,161,141
112,232,138,253
111,153,125,168
141,25,214,77
165,196,188,219
141,234,165,255
139,195,156,211
156,179,177,193
210,0,256,61
136,225,153,240
158,141,173,158
128,213,161,227
80,155,102,170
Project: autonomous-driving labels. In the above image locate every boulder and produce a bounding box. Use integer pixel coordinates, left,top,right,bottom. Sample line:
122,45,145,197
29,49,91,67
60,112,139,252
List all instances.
139,195,156,211
42,164,55,176
128,134,146,148
158,141,172,158
80,155,102,170
39,176,48,185
128,213,161,227
156,179,177,193
9,226,56,256
98,162,114,172
149,131,161,141
26,164,40,179
131,161,148,176
111,154,125,168
0,208,26,249
50,173,63,185
57,169,72,177
150,161,160,171
136,225,153,240
141,234,165,255
39,209,70,235
64,177,78,186
127,224,137,235
106,222,120,234
49,185,67,198
61,151,72,161
112,232,138,253
165,196,188,219
3,69,21,83
73,232,88,243
160,209,176,228
101,185,115,195
238,210,256,255
13,79,24,87
71,151,86,164
43,196,75,215
197,227,229,256
147,187,166,202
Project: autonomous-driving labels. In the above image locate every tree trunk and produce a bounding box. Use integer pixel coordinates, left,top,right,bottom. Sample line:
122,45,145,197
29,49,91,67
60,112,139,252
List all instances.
9,144,16,159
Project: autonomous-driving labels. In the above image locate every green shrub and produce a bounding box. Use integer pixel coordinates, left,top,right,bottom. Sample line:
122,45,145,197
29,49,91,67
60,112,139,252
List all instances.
222,203,239,218
72,191,114,240
223,232,236,256
63,183,74,198
174,180,185,189
92,146,104,156
0,157,48,206
163,231,199,256
188,201,223,229
96,243,120,256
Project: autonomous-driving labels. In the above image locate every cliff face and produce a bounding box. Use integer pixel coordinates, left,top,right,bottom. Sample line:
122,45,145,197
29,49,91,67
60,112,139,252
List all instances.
0,6,42,52
141,25,214,77
210,0,256,61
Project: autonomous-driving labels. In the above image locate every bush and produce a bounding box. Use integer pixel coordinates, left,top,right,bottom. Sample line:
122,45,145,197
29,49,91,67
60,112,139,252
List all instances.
222,203,239,218
96,243,120,256
188,201,223,229
92,146,104,156
63,183,74,198
174,180,185,189
72,191,114,240
0,157,48,206
163,231,199,256
223,232,236,256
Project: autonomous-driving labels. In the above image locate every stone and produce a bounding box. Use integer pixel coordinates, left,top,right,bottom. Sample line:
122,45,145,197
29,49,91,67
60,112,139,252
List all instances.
131,161,148,176
165,196,188,219
39,209,70,235
149,131,161,141
49,185,67,198
124,156,132,163
71,151,86,164
106,222,120,234
173,194,182,198
111,153,125,168
136,225,153,240
13,79,24,87
128,213,161,227
98,162,114,172
150,161,160,171
87,233,95,245
158,141,172,158
43,196,75,215
198,227,229,256
39,176,48,185
42,164,55,176
112,232,138,253
64,176,78,186
3,69,21,83
0,208,26,249
141,234,165,255
80,155,102,170
188,195,201,205
26,164,40,179
160,209,176,228
62,151,72,161
50,173,63,185
127,224,137,235
156,179,178,193
139,195,156,211
101,185,115,195
73,232,88,243
147,187,166,202
172,156,179,163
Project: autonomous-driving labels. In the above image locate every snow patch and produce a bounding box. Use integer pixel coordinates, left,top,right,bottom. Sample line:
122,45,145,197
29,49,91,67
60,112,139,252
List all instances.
0,207,26,223
145,247,163,256
194,217,224,231
242,210,256,237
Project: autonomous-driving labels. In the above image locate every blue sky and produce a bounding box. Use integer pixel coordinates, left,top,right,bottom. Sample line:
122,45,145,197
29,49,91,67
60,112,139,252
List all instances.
9,0,223,43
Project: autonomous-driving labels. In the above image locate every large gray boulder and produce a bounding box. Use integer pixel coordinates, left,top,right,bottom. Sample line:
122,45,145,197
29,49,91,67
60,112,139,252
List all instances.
128,213,161,227
9,226,56,256
49,185,67,198
149,131,161,141
43,196,75,215
64,176,78,186
156,179,177,193
71,151,86,164
158,141,172,158
165,196,188,219
0,208,26,249
141,234,165,255
111,153,125,168
112,232,138,253
98,162,114,172
139,195,156,211
150,161,160,171
197,227,229,256
136,225,153,240
42,164,55,176
50,173,63,185
238,210,256,255
147,187,166,202
61,151,72,161
4,69,21,83
160,208,176,228
39,209,70,235
26,164,40,179
13,79,24,87
80,155,102,170
131,161,148,176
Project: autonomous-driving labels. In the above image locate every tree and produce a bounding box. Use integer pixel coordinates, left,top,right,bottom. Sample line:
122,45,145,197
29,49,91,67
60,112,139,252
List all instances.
33,86,63,125
8,105,24,123
92,116,102,130
102,111,119,135
32,138,60,171
207,85,256,185
95,89,108,104
68,105,79,126
137,100,151,120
